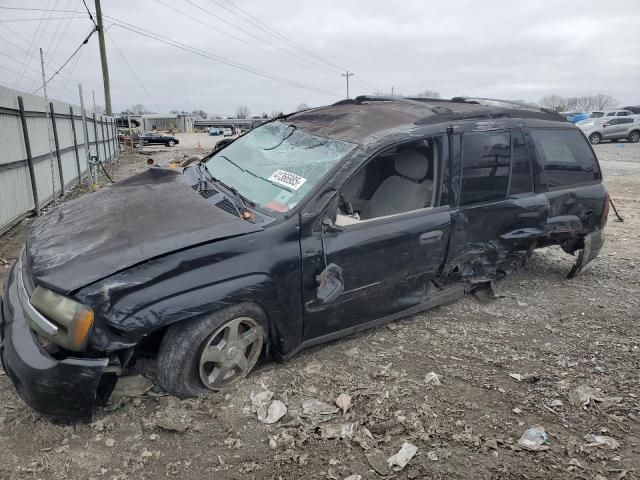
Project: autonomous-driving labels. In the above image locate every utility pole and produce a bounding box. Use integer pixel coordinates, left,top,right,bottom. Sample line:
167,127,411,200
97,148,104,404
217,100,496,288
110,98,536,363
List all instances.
40,48,58,203
94,0,112,115
342,71,353,99
391,87,395,97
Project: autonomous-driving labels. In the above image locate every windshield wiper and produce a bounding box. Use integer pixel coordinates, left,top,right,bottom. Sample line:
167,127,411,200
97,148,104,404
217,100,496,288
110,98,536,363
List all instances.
198,162,255,209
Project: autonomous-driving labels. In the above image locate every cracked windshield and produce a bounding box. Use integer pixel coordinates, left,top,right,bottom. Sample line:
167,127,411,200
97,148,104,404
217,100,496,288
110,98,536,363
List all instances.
203,121,356,213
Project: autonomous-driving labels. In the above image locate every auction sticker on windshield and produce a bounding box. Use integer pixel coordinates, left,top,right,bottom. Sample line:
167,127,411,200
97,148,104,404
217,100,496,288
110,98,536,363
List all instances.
268,169,307,190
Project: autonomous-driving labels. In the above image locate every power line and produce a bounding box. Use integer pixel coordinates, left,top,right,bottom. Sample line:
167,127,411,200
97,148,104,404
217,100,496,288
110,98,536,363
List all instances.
0,16,87,22
32,26,97,94
175,0,336,75
0,6,83,13
81,0,97,26
152,0,335,76
105,29,161,112
106,18,340,97
222,0,347,73
13,0,54,89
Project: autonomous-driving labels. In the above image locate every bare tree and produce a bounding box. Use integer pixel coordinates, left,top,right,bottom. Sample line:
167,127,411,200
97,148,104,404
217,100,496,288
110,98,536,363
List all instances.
236,105,250,119
191,109,208,119
169,109,180,114
126,104,153,115
413,89,441,99
261,112,269,119
270,110,283,118
296,103,309,112
539,95,566,112
590,94,617,110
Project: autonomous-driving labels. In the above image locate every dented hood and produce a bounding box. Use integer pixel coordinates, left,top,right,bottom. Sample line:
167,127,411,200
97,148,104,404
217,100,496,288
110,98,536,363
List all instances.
27,168,263,293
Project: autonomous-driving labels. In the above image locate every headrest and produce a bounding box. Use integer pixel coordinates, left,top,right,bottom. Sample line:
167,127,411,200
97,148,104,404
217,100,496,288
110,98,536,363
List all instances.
394,149,428,180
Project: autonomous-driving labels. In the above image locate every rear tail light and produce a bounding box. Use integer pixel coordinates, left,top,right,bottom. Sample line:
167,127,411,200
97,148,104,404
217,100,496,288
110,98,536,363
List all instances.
601,192,610,228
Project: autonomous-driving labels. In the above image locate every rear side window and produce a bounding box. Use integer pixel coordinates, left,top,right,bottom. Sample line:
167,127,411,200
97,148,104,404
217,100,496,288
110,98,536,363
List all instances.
530,129,600,189
618,118,634,124
460,131,510,205
509,131,533,195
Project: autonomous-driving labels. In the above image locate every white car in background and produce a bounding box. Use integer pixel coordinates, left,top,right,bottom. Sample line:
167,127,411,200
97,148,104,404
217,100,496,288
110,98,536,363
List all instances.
222,128,233,137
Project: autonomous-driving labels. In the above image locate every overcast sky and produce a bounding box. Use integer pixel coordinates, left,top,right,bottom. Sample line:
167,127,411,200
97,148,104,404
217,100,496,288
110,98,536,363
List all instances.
1,0,639,116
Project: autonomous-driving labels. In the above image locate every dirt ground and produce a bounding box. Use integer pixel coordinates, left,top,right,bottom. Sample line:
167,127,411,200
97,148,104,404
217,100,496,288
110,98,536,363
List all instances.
0,138,638,480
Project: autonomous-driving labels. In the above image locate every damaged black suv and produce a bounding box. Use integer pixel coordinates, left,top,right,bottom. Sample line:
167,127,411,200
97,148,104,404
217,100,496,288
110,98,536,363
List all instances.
0,97,609,421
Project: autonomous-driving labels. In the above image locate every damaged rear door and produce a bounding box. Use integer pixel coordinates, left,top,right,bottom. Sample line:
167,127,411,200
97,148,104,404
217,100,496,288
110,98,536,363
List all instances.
445,126,549,280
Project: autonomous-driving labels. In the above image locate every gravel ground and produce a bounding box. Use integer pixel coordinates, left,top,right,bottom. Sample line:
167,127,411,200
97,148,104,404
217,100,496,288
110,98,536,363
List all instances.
0,138,638,480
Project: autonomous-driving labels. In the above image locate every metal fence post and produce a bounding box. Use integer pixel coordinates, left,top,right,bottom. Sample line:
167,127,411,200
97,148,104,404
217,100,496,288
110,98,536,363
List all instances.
100,116,108,163
49,102,65,196
69,105,82,184
104,116,112,162
18,96,40,215
92,113,100,163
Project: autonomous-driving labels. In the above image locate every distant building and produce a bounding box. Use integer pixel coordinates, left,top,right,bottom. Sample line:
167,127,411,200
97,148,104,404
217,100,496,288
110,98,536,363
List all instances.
193,118,266,131
141,114,200,132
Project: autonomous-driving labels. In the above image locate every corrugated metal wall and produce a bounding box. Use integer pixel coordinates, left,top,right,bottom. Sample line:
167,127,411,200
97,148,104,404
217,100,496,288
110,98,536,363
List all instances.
0,85,119,235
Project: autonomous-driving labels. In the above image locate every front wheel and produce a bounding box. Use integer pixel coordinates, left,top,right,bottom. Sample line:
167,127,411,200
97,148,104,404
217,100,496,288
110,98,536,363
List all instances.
167,140,176,147
628,130,640,143
156,304,266,398
589,133,602,145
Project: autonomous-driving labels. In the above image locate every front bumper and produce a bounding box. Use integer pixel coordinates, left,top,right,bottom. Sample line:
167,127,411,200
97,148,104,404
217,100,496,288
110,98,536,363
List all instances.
0,259,109,422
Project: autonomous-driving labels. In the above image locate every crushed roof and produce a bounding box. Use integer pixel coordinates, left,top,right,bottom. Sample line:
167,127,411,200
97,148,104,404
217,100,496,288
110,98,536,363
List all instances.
286,98,566,143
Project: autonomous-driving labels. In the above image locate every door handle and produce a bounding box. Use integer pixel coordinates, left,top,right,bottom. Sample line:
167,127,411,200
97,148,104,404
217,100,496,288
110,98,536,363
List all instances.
517,212,541,219
419,230,443,244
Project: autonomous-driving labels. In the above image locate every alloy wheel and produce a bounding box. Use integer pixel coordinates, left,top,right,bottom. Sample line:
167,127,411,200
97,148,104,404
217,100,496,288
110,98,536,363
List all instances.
198,317,263,390
629,131,640,143
589,133,601,145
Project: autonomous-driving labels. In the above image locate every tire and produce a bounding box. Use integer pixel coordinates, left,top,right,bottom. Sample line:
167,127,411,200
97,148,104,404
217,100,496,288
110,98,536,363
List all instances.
589,133,602,145
167,140,176,147
628,130,640,143
156,303,267,398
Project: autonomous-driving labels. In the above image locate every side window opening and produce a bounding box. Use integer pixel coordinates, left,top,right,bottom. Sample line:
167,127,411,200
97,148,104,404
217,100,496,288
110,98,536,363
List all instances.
460,131,510,206
336,137,441,225
509,130,533,196
529,128,601,189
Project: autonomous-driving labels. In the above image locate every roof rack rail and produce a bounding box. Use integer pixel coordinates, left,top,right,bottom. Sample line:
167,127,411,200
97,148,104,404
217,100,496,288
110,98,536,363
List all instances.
332,95,453,113
452,96,560,115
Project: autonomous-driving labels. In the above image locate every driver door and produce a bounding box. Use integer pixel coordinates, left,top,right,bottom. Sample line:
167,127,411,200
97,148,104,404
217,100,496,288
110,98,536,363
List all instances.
299,135,451,341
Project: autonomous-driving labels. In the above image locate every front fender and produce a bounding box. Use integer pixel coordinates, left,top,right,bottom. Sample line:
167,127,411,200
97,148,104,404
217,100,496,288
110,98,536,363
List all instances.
87,273,301,356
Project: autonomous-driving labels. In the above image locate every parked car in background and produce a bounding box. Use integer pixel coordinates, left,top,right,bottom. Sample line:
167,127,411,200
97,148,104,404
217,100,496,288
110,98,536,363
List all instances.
561,111,591,124
222,128,233,137
623,105,640,115
578,115,640,144
1,96,610,421
133,132,180,147
208,128,221,136
590,109,635,118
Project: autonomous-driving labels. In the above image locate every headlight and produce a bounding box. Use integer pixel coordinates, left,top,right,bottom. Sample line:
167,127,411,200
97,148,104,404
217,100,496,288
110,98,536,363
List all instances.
30,286,94,351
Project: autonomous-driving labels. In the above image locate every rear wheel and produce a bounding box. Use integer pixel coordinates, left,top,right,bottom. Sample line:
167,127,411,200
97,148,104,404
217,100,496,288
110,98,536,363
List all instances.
167,140,176,147
156,304,266,398
628,130,640,143
589,133,602,145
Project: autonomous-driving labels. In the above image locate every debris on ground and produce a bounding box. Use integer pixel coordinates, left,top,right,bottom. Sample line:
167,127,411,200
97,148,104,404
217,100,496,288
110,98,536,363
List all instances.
509,373,523,382
259,400,287,424
320,422,356,440
335,393,352,414
302,398,339,416
518,426,549,451
110,375,154,397
424,372,441,385
387,442,418,470
584,434,620,450
366,449,391,475
569,385,623,410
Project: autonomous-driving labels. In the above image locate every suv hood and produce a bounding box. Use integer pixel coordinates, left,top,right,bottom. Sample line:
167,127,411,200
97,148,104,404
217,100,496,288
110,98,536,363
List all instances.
27,168,262,293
